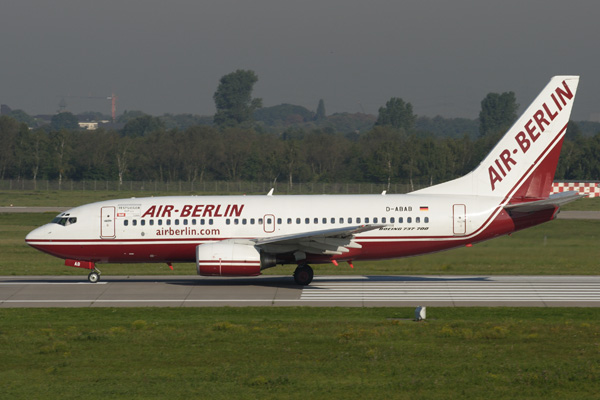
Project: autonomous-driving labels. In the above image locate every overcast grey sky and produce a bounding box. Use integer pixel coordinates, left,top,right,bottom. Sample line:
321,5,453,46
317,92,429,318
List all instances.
1,0,598,120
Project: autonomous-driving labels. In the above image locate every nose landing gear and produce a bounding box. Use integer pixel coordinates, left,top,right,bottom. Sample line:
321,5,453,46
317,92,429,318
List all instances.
64,259,102,283
87,268,102,283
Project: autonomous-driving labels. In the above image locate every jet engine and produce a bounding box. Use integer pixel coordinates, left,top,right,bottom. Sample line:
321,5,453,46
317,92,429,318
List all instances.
196,241,276,276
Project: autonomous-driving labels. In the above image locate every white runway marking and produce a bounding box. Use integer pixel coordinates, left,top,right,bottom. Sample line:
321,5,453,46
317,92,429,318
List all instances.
300,281,600,302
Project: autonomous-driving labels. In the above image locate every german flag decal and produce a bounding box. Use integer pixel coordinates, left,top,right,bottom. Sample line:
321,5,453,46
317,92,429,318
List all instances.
420,206,429,211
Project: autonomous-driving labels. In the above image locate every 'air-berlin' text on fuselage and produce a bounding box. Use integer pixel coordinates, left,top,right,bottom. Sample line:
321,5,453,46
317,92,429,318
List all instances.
488,80,574,191
141,204,244,218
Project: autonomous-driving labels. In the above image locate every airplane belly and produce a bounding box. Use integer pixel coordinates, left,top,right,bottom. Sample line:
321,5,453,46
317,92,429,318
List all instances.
28,241,198,263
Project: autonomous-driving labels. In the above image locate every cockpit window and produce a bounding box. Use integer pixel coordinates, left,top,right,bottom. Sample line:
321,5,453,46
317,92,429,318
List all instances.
51,217,77,226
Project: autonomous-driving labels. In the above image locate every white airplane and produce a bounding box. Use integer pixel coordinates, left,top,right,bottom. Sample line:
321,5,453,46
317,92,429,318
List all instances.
26,76,581,284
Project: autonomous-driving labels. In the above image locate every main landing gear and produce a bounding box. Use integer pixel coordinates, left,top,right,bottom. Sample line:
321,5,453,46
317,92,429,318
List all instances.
87,268,102,283
293,264,314,286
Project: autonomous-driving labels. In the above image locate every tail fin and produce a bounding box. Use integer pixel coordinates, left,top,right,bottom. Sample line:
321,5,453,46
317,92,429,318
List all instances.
413,76,579,202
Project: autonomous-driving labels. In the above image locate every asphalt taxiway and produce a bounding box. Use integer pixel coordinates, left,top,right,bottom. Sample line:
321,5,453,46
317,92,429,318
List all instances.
2,275,600,308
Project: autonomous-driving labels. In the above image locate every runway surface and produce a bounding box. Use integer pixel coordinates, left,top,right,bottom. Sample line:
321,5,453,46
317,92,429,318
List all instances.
2,275,600,308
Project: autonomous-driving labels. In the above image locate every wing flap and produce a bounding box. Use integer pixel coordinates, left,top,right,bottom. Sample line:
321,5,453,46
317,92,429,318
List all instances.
254,224,384,256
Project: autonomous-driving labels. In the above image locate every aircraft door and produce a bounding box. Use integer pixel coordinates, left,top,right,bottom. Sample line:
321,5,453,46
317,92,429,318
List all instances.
452,204,466,235
101,206,116,239
263,214,275,233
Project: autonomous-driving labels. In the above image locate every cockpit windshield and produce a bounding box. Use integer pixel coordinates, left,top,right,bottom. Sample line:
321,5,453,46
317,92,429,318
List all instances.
51,214,77,226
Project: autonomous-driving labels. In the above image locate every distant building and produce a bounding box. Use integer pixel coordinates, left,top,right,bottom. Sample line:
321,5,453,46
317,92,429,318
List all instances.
78,122,99,130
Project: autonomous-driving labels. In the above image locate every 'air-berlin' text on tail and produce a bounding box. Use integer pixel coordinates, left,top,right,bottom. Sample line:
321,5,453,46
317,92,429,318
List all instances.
413,76,579,203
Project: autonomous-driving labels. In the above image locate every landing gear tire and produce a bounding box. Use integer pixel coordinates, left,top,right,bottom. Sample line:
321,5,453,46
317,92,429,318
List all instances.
293,264,314,286
88,271,100,283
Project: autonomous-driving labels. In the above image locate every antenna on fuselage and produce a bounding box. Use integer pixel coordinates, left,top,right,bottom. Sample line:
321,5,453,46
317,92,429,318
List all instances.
267,188,274,196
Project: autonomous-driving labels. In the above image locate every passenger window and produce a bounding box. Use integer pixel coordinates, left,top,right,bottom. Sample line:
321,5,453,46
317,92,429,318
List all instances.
365,217,370,223
314,218,318,224
209,219,214,225
348,218,352,224
226,219,231,225
322,218,327,224
174,219,179,226
158,219,163,226
416,217,420,223
331,218,335,224
149,220,154,226
381,217,386,223
132,220,137,226
287,218,292,224
201,219,205,225
141,220,146,226
339,217,344,224
250,218,255,225
192,219,196,225
183,219,188,226
277,218,282,224
356,217,361,223
258,218,263,224
425,217,429,223
390,217,395,223
407,217,412,223
296,218,301,224
243,219,247,225
234,219,239,225
124,220,129,226
398,217,403,223
305,218,310,224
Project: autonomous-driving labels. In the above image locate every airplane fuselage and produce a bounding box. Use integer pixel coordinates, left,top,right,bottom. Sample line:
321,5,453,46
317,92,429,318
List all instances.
25,193,547,265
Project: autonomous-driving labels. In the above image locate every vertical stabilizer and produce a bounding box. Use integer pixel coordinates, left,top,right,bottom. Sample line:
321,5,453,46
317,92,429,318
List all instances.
412,76,579,202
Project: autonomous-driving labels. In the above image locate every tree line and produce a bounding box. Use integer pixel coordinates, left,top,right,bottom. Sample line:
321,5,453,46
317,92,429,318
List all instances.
1,115,598,191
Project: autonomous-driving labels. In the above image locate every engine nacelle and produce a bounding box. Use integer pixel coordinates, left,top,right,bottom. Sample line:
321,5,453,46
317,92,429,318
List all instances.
196,241,275,276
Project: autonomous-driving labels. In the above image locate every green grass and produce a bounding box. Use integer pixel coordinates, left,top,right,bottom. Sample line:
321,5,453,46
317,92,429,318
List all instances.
2,192,599,399
1,307,600,399
2,213,598,276
561,196,600,211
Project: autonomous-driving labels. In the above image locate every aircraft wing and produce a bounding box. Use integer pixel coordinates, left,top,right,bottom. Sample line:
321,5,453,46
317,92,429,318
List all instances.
504,191,584,213
253,224,386,256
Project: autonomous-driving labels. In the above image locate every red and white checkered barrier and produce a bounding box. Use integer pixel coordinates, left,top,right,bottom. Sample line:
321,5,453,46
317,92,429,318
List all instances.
551,181,600,198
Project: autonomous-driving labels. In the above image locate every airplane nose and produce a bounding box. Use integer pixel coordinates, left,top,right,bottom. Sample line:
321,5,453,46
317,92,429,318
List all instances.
25,224,52,246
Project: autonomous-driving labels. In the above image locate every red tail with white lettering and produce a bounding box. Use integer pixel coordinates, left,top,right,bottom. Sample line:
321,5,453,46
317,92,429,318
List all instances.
413,76,579,203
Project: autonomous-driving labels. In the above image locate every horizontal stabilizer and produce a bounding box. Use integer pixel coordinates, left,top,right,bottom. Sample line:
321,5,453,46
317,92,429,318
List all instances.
504,191,583,213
